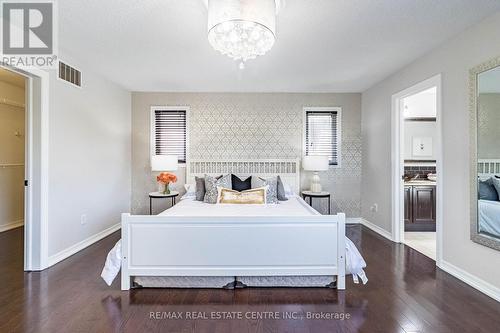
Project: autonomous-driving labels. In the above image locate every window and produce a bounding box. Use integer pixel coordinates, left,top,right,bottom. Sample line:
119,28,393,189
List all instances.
304,107,341,166
151,107,188,164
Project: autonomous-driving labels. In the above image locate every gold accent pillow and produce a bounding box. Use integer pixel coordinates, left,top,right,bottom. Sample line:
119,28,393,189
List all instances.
217,186,267,204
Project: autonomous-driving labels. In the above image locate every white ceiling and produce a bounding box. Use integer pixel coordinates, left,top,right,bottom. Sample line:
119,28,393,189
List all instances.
59,0,500,92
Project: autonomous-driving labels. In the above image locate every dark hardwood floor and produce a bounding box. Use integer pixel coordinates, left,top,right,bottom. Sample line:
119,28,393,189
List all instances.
0,225,499,333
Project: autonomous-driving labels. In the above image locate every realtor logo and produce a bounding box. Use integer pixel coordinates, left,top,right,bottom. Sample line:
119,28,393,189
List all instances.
1,0,57,67
2,1,53,54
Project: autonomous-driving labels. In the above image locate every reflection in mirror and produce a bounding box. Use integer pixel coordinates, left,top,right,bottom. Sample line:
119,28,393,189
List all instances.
477,65,500,241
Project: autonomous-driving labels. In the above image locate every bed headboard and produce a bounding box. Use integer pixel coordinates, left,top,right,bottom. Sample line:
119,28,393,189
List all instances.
478,159,500,179
186,159,301,194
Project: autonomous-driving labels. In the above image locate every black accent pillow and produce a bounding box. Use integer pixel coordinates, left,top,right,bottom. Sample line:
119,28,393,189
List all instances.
478,178,499,201
232,175,252,191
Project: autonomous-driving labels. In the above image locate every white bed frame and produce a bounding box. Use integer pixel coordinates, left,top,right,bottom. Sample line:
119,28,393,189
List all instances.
121,159,346,290
478,159,500,179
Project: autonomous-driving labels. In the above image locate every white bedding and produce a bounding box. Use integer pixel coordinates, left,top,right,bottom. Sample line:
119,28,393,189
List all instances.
160,195,319,216
101,196,368,287
478,199,500,237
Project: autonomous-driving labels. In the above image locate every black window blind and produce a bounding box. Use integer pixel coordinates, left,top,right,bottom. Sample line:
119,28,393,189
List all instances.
305,111,339,165
154,110,187,163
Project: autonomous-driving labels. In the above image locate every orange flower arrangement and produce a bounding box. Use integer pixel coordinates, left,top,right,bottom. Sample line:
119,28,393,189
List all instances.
157,172,177,194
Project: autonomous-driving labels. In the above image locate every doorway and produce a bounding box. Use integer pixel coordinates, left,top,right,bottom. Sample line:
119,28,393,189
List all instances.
0,63,49,271
391,75,443,265
0,68,26,268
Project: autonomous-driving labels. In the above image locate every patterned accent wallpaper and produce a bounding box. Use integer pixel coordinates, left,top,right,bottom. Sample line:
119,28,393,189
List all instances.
132,93,362,217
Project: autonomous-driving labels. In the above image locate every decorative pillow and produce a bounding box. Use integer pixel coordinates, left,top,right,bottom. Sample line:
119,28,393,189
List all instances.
204,174,231,204
283,183,295,198
232,175,252,191
276,176,288,201
254,176,279,204
479,178,499,201
217,186,267,204
195,175,221,201
181,184,196,200
490,177,500,200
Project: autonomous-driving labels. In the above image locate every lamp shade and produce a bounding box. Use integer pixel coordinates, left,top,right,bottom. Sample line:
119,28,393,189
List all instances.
151,155,178,171
302,155,329,171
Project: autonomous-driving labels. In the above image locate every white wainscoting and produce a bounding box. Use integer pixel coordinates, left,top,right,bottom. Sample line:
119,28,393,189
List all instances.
48,223,120,267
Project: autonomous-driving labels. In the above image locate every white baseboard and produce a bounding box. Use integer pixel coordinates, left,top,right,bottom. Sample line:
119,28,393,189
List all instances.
438,260,500,303
360,218,393,241
48,223,120,267
346,217,362,224
0,219,24,233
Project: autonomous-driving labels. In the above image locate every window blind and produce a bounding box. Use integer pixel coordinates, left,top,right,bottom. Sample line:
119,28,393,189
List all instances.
305,111,339,165
154,110,187,163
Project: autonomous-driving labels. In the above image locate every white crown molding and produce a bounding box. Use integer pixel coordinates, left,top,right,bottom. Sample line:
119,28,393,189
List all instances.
438,260,500,303
48,223,120,267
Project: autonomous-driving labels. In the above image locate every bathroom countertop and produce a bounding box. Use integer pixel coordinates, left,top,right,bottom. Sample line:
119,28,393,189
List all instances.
404,180,437,186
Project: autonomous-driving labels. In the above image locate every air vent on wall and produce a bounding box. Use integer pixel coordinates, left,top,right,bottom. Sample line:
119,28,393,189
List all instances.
58,61,81,87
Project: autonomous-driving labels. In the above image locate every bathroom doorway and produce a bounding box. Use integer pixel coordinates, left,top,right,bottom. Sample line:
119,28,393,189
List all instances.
392,75,443,264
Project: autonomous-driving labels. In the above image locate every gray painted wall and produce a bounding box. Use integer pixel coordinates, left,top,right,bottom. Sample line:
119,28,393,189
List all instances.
361,12,500,290
131,93,361,217
48,51,131,256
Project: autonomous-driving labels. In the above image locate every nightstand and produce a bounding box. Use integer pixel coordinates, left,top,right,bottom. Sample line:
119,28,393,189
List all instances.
148,191,179,215
301,191,331,215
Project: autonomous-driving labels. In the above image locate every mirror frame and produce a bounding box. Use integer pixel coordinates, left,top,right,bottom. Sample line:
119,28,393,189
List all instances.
469,55,500,251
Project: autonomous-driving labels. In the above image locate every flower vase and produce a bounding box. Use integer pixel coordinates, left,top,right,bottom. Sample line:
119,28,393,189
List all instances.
163,182,170,195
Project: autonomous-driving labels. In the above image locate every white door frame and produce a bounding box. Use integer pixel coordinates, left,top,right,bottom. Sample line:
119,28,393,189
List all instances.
391,74,443,266
1,64,50,271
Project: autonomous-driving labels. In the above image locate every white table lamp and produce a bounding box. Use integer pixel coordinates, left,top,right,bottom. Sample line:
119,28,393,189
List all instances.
303,155,329,193
151,155,178,171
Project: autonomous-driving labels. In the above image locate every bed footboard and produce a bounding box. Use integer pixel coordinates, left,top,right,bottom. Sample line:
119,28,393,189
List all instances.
121,213,346,290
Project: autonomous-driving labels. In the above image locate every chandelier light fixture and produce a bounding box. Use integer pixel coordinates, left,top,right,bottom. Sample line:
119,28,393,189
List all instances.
207,0,279,69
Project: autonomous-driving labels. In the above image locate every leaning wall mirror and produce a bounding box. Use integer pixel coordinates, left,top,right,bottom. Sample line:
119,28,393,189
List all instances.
470,55,500,251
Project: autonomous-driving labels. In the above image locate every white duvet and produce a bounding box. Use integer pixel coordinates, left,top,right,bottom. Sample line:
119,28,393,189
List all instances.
479,199,500,237
101,196,368,286
160,195,320,216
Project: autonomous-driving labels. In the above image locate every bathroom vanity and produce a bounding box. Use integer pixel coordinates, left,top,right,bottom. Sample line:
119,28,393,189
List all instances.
404,180,436,231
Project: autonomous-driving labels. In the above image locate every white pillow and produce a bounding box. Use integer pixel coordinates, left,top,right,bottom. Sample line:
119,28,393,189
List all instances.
180,183,196,200
283,183,295,198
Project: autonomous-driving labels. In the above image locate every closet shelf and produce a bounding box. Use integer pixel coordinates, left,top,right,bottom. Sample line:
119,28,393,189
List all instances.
0,98,25,108
0,163,24,168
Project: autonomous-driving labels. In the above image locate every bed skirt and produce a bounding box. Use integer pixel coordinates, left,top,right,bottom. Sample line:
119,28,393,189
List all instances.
132,276,336,289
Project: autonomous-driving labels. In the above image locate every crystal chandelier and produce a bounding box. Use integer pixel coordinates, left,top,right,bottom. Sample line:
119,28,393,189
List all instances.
207,0,278,68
